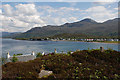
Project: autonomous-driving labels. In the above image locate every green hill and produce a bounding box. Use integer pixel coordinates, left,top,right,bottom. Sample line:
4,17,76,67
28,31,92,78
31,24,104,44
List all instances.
13,18,119,39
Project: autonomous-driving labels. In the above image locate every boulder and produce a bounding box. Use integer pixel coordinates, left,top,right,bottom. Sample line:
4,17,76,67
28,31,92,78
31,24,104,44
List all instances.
38,70,53,78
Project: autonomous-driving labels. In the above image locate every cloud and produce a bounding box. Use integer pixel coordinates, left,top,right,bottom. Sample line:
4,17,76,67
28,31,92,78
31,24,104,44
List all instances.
1,3,118,32
1,15,46,32
0,9,2,14
11,18,29,27
0,4,2,8
85,6,117,22
2,4,47,32
114,7,118,10
93,0,119,3
0,9,2,15
3,4,13,16
86,6,107,12
0,12,4,28
2,0,119,2
0,28,6,32
69,17,78,22
93,0,119,5
37,5,80,24
16,15,45,24
59,7,80,11
15,4,38,15
3,16,29,28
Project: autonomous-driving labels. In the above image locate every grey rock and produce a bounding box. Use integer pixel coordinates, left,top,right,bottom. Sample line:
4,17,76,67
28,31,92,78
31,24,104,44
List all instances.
100,47,104,52
38,70,53,78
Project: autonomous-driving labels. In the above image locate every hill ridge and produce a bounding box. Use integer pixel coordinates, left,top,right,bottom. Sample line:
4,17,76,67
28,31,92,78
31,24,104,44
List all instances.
4,18,119,39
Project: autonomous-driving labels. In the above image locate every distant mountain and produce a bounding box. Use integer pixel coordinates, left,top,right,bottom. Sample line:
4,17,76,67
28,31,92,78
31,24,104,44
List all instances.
13,18,119,39
80,18,97,23
2,32,22,38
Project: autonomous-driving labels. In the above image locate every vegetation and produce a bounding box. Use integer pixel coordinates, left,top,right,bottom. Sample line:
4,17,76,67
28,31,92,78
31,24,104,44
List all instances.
36,52,42,57
2,49,120,79
0,57,7,65
50,33,119,39
15,38,28,40
98,41,120,43
12,18,119,39
11,55,18,62
13,53,23,56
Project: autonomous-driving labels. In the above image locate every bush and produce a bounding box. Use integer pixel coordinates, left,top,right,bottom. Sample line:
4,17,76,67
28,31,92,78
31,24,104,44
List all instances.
67,51,72,54
11,56,18,62
36,52,42,57
2,49,120,79
15,53,23,56
1,57,7,64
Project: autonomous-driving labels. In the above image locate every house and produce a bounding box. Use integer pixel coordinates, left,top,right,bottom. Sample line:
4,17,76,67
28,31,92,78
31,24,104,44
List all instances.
7,51,36,62
114,39,119,41
106,39,114,41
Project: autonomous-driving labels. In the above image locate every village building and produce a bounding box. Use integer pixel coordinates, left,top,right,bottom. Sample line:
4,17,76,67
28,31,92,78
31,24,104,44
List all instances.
106,39,114,41
6,51,36,62
114,39,119,41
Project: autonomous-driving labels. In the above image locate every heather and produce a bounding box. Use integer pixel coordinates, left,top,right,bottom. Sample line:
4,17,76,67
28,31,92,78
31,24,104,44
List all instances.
2,49,120,80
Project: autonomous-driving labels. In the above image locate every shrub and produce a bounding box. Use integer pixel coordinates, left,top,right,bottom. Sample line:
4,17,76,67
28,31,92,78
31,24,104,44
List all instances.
13,53,23,56
1,57,7,64
11,56,18,62
107,48,114,51
2,49,120,79
36,52,42,57
67,51,72,54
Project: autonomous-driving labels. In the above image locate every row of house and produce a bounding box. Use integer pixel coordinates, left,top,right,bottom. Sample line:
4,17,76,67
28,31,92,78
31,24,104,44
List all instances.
77,39,119,42
50,38,119,42
28,37,119,42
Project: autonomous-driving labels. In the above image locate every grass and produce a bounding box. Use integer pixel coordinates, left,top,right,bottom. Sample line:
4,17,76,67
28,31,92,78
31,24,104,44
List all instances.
13,53,23,56
2,49,120,79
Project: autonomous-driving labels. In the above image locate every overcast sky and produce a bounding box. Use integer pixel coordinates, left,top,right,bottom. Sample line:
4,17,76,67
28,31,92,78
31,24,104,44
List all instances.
0,0,119,32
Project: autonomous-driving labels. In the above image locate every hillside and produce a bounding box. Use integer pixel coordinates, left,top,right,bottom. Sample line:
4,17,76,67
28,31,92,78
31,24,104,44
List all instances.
2,49,120,79
13,18,119,39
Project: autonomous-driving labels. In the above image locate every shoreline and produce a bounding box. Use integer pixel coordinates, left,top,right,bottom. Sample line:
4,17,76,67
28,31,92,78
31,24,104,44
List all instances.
51,40,119,44
2,38,119,44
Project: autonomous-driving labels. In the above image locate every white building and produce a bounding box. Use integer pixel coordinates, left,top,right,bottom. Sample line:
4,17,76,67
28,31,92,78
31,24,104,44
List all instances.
7,51,36,62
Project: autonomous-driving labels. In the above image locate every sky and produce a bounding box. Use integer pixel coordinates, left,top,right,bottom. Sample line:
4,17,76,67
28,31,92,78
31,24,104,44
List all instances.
0,0,119,2
0,0,119,32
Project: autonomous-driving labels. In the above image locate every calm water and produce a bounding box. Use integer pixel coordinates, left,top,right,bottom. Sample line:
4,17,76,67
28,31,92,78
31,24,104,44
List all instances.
1,38,119,57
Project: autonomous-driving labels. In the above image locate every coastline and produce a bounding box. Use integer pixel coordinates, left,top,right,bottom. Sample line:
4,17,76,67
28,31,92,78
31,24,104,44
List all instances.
2,38,119,44
51,40,119,44
87,41,119,44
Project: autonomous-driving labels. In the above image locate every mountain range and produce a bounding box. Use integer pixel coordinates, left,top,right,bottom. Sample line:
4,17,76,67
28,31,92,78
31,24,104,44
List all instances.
3,18,119,39
1,32,21,38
